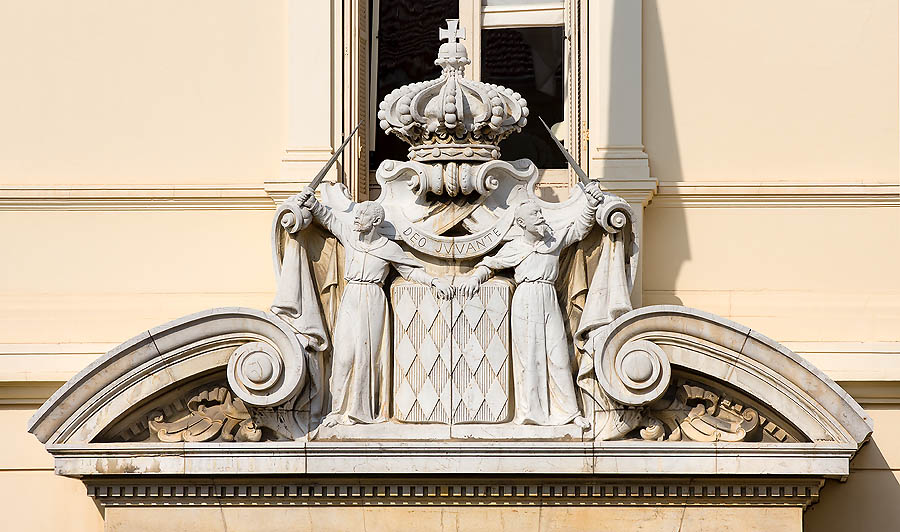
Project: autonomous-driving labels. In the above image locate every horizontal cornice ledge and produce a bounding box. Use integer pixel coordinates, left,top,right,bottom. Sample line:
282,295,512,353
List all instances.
46,441,857,479
599,178,658,206
5,342,899,400
5,181,894,210
0,184,277,211
653,182,900,208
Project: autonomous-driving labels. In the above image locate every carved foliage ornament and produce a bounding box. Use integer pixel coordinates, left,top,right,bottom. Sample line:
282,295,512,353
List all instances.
147,386,262,443
635,379,799,443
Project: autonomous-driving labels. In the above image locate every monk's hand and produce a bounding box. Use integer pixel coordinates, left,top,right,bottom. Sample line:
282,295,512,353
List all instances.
431,278,454,299
584,181,604,207
459,276,481,299
295,187,317,209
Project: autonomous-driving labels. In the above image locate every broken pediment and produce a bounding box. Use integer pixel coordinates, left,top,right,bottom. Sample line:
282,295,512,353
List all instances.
591,306,871,447
27,304,870,479
27,308,308,447
24,24,872,524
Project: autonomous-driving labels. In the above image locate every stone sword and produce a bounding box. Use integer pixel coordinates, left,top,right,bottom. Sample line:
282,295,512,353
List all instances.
306,120,364,193
278,121,362,232
538,116,591,187
538,117,628,230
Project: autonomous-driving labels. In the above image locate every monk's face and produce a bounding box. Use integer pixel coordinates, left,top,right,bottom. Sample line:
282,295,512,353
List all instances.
353,204,380,233
516,202,549,239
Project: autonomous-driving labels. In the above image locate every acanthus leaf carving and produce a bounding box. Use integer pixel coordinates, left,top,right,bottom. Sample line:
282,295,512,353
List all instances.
630,379,798,443
146,386,262,443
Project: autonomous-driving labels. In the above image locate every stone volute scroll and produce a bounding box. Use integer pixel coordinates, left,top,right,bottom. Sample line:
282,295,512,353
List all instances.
26,19,872,520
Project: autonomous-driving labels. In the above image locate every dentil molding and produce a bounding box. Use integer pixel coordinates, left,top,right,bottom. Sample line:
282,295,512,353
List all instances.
84,476,825,508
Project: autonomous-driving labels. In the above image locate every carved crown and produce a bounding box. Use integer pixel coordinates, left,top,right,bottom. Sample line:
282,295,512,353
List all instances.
377,19,530,163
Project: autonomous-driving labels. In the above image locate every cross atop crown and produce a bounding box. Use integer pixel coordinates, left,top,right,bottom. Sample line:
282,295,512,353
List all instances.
439,19,466,44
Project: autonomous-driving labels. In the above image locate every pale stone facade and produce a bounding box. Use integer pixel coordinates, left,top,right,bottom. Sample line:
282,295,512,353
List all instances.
1,2,898,531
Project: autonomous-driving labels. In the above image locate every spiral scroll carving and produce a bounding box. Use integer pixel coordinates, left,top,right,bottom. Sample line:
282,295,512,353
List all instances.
596,198,634,234
227,341,300,407
597,339,672,406
274,201,312,234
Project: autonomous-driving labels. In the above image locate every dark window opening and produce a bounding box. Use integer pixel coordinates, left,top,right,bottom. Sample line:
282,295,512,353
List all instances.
369,0,459,170
481,26,566,168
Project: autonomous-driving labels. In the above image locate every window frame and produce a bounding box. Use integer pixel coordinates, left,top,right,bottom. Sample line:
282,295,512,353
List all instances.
362,0,587,193
461,0,585,187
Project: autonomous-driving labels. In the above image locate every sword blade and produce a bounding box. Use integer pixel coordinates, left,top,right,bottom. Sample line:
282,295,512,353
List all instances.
538,116,590,185
308,120,364,190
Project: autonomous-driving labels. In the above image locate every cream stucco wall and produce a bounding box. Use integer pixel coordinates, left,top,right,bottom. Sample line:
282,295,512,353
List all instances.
644,0,899,182
640,2,900,531
643,206,900,342
103,505,802,532
0,1,897,531
0,1,286,183
1,3,289,530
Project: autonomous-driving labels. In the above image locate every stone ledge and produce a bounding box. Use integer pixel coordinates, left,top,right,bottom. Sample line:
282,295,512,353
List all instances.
1,182,894,211
653,182,900,208
46,441,858,478
313,422,586,441
0,184,275,210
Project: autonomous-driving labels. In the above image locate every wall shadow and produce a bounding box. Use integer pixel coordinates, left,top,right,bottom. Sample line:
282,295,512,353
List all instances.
640,1,684,183
632,1,690,305
804,438,900,531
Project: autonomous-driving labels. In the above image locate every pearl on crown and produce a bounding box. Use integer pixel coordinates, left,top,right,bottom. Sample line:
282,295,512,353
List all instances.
377,19,530,164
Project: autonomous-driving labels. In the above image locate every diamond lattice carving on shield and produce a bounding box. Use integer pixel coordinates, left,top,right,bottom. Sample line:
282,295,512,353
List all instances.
391,278,512,424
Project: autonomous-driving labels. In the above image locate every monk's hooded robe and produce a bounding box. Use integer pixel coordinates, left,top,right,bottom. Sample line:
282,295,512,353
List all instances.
474,202,597,425
301,200,432,424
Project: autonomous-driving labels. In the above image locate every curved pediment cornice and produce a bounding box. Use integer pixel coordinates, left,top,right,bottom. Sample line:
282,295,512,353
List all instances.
27,308,305,446
594,305,872,447
26,305,872,478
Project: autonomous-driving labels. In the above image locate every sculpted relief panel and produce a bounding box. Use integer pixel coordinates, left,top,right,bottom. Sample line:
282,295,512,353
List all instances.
96,21,843,446
27,22,871,478
146,386,262,444
237,20,640,439
392,279,512,424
